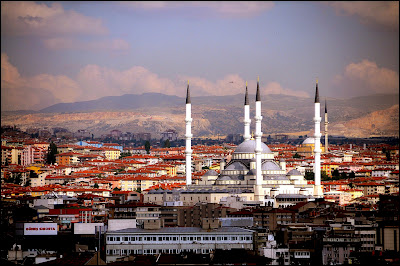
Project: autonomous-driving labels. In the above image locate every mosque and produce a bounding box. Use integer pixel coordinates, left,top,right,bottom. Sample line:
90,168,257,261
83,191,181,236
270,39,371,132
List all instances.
144,78,324,207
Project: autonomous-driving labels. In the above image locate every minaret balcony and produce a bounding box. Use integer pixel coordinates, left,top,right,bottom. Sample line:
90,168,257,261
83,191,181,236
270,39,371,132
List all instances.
254,132,263,138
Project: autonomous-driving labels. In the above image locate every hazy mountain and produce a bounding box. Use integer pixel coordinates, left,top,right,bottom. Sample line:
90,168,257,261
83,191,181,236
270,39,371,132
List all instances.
39,93,183,113
1,93,398,138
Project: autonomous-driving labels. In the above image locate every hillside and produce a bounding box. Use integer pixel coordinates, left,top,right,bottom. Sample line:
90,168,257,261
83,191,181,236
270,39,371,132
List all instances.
1,93,398,138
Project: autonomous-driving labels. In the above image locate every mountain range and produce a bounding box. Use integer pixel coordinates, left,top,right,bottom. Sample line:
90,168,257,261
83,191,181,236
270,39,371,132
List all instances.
1,93,399,138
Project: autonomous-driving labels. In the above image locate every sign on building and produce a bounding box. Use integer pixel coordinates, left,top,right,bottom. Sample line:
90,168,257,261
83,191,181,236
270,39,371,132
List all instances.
24,223,58,235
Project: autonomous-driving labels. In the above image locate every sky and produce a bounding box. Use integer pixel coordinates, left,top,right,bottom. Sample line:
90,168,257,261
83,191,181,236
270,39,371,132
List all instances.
1,1,399,111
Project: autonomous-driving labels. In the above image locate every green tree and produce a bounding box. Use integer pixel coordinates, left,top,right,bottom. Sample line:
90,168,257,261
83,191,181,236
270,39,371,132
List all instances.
93,183,99,189
119,152,132,159
164,139,171,148
349,171,355,179
304,171,314,180
340,172,348,179
385,151,391,161
332,169,340,179
293,153,301,159
144,141,151,154
321,171,330,181
46,142,58,164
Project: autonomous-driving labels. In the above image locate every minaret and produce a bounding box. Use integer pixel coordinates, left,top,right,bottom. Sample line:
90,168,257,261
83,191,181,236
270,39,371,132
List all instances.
324,98,329,153
185,81,192,186
254,77,263,201
313,79,323,198
243,81,251,142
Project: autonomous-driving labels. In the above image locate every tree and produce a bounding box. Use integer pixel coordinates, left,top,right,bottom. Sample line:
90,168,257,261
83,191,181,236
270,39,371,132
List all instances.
304,171,314,180
46,142,58,164
144,141,151,154
119,152,132,159
340,172,348,179
321,171,330,181
93,183,99,189
332,169,340,179
385,151,391,161
293,153,301,159
164,139,171,148
349,171,355,179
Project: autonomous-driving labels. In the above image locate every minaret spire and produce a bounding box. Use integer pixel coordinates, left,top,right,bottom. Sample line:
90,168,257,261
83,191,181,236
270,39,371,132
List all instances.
186,80,191,104
243,81,251,141
254,76,263,202
313,79,323,198
315,78,319,103
185,81,193,185
244,81,249,105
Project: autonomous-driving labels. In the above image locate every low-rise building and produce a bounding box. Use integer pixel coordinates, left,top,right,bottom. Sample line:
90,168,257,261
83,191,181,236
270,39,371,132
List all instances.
105,227,254,263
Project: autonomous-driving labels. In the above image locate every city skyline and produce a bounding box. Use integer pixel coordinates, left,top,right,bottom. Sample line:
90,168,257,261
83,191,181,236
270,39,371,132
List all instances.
1,1,399,111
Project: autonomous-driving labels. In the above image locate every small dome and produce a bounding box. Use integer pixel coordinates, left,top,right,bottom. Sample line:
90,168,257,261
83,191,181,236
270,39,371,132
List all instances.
287,169,302,176
203,170,218,176
261,161,282,171
225,162,248,171
302,137,314,145
246,169,256,176
234,139,272,154
218,175,233,181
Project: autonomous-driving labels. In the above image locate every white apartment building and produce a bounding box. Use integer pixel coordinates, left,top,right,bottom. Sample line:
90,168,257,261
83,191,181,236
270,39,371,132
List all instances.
105,227,254,263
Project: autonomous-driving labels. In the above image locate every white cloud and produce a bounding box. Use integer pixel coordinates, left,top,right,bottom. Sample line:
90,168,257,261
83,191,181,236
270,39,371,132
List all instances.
120,1,275,18
1,1,108,36
1,53,81,111
333,59,399,96
176,75,309,98
2,53,310,111
327,1,399,30
179,74,246,96
76,64,178,100
262,81,310,98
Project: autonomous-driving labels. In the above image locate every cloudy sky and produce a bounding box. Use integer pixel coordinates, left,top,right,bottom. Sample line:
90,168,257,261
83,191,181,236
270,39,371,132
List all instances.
1,1,399,111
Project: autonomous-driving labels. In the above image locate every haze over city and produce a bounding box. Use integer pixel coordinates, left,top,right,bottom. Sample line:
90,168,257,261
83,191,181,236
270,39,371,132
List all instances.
1,1,399,112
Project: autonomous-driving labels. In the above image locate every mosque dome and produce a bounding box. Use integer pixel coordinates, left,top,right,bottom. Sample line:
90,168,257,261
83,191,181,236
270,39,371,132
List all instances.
261,161,281,171
225,162,248,171
234,139,272,154
302,137,315,145
287,169,302,176
203,170,218,176
217,175,233,181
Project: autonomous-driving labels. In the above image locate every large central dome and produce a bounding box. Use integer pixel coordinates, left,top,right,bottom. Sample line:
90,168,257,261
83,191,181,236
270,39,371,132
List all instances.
234,139,272,154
